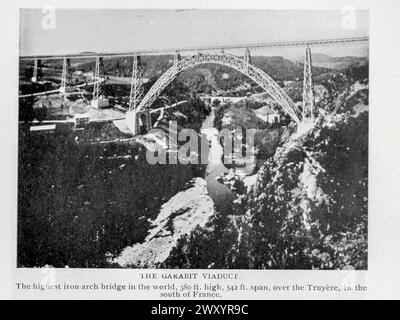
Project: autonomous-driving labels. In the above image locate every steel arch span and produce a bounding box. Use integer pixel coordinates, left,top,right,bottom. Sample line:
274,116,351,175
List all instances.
136,52,302,124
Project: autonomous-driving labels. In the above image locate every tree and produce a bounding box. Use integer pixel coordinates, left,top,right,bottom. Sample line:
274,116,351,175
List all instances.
19,97,36,123
35,104,48,122
212,99,221,107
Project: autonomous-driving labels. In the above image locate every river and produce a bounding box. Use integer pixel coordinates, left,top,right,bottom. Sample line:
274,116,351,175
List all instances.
201,107,235,213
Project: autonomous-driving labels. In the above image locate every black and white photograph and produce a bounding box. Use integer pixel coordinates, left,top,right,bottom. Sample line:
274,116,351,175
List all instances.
16,8,370,270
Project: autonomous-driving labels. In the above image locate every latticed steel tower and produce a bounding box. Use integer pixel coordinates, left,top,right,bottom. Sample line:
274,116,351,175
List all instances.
61,57,72,89
244,48,251,72
173,50,181,73
93,56,105,101
302,46,315,121
32,59,42,81
129,55,144,111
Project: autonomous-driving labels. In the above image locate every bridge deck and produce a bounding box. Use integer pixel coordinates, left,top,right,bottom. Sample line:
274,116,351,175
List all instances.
19,36,369,61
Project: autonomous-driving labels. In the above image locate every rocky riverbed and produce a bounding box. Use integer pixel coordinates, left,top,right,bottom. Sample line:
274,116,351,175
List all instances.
114,178,215,267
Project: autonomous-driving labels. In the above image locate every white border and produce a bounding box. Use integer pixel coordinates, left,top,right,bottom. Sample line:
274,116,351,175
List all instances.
1,0,400,300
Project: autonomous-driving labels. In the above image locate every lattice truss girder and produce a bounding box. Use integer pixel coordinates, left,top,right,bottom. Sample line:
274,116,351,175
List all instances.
136,52,301,124
61,57,72,88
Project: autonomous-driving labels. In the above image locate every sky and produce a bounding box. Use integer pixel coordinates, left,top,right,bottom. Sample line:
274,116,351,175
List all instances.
20,9,369,58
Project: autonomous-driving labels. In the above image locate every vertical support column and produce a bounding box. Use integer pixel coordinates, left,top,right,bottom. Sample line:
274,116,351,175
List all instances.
60,57,73,94
302,45,315,121
126,55,144,135
145,109,152,131
92,56,100,99
173,50,181,73
129,55,144,111
244,48,251,72
92,56,103,100
31,59,41,82
91,56,109,108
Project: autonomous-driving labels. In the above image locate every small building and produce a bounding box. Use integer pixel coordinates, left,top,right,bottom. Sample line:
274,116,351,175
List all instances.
91,98,110,109
254,105,281,124
199,95,246,105
60,86,75,94
74,113,90,130
83,71,95,79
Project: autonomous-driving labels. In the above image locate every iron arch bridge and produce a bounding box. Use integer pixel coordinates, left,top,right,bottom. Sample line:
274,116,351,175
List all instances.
20,36,368,134
136,52,301,124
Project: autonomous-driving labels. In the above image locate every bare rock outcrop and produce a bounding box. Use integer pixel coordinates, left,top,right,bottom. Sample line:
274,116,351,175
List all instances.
114,177,215,267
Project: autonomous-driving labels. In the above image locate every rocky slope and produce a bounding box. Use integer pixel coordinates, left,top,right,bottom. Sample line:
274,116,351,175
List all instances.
239,105,368,269
113,178,215,267
163,72,368,269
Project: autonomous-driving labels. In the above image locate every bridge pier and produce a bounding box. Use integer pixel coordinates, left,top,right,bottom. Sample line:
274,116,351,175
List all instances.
244,48,251,72
60,57,74,94
91,56,109,108
129,55,144,111
126,110,137,135
173,50,181,72
31,59,42,82
302,46,315,121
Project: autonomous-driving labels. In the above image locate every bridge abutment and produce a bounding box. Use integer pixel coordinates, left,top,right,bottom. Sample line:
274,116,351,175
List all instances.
126,109,152,135
126,110,137,135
